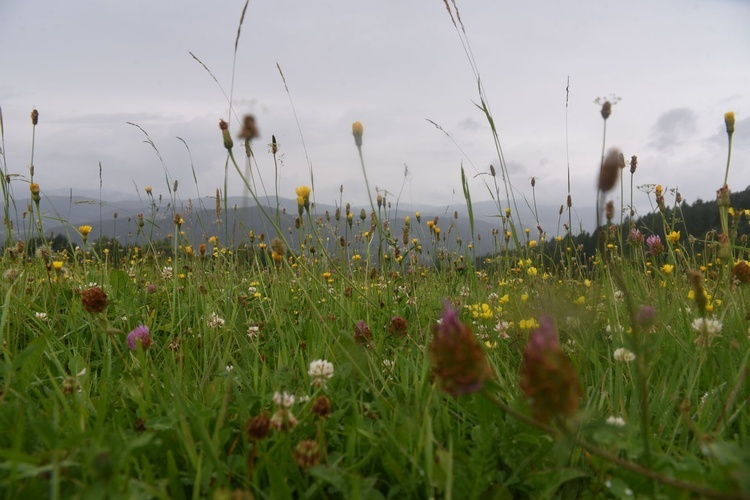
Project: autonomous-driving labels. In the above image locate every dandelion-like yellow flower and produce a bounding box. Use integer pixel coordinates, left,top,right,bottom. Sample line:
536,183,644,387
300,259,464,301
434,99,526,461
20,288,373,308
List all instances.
661,264,674,274
52,261,63,271
352,121,364,147
667,231,680,244
725,111,735,135
145,186,152,195
79,225,92,236
295,186,311,214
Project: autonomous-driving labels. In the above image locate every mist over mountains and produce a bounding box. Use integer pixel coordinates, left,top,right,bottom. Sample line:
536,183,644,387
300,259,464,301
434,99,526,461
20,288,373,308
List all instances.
7,189,597,252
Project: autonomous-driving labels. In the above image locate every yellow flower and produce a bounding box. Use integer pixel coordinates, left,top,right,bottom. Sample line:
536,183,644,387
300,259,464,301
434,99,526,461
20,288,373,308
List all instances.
661,264,674,274
52,261,63,271
574,296,585,305
295,185,311,199
79,225,92,237
521,293,529,303
528,240,537,249
352,121,364,146
725,111,735,135
145,186,152,195
499,294,510,304
527,266,538,276
504,207,511,217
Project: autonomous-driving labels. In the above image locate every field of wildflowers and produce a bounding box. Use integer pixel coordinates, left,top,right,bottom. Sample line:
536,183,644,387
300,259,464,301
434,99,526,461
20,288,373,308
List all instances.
1,3,749,499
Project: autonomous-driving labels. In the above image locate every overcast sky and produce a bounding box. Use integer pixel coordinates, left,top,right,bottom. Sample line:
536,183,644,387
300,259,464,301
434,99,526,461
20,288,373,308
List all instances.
1,0,748,226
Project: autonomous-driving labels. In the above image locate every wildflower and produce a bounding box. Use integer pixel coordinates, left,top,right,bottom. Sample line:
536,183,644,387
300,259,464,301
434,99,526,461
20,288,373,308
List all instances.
311,395,332,419
219,119,233,150
606,416,626,427
519,318,540,330
600,100,612,120
667,231,680,244
352,121,364,147
388,315,408,336
81,286,108,314
295,185,311,214
161,266,173,279
661,264,674,274
308,359,334,387
52,261,63,272
725,111,735,135
208,312,225,328
613,347,636,363
270,391,298,431
692,318,722,347
126,325,152,351
29,182,41,203
520,316,581,423
635,305,657,328
247,325,260,339
246,413,271,441
293,440,320,468
732,260,750,284
353,320,372,345
146,283,157,294
35,312,49,321
646,235,664,255
429,302,492,397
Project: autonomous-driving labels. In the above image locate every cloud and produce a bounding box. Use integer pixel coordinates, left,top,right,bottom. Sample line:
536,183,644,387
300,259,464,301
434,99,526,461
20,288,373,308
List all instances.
648,108,697,151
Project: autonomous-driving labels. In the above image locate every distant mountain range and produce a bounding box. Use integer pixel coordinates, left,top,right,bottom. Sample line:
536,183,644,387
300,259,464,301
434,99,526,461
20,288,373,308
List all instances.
3,192,596,251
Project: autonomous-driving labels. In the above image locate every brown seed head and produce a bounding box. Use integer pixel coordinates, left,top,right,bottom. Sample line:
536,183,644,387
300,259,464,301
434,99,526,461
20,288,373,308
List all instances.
293,440,320,468
31,108,39,126
388,315,408,337
247,413,271,441
630,155,638,174
732,260,750,284
600,100,612,120
605,201,615,221
238,115,259,140
81,286,109,314
311,395,332,419
598,148,622,193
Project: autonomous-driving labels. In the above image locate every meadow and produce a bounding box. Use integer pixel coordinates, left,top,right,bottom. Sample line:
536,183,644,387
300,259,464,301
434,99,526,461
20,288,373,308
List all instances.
1,5,749,500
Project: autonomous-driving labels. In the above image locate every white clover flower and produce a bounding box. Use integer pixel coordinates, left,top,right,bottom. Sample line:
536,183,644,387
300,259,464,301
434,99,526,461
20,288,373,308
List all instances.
614,290,625,301
613,347,636,363
606,416,626,427
308,359,334,387
208,312,225,328
247,325,260,339
225,364,234,372
35,312,48,321
161,266,173,279
692,318,722,347
566,316,580,328
273,391,295,408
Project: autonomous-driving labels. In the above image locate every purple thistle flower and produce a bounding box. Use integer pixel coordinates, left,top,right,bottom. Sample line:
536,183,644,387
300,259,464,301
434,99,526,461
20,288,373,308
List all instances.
127,325,152,351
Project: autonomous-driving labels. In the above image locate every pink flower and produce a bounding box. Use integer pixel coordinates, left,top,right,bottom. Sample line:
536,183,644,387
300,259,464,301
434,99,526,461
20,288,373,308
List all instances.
127,325,152,351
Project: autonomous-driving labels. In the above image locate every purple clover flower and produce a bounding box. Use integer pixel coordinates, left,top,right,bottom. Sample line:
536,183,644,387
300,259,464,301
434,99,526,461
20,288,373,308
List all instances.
127,325,152,351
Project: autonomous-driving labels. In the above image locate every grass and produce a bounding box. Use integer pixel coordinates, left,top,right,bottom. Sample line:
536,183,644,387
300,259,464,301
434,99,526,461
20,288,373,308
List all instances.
0,2,749,498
